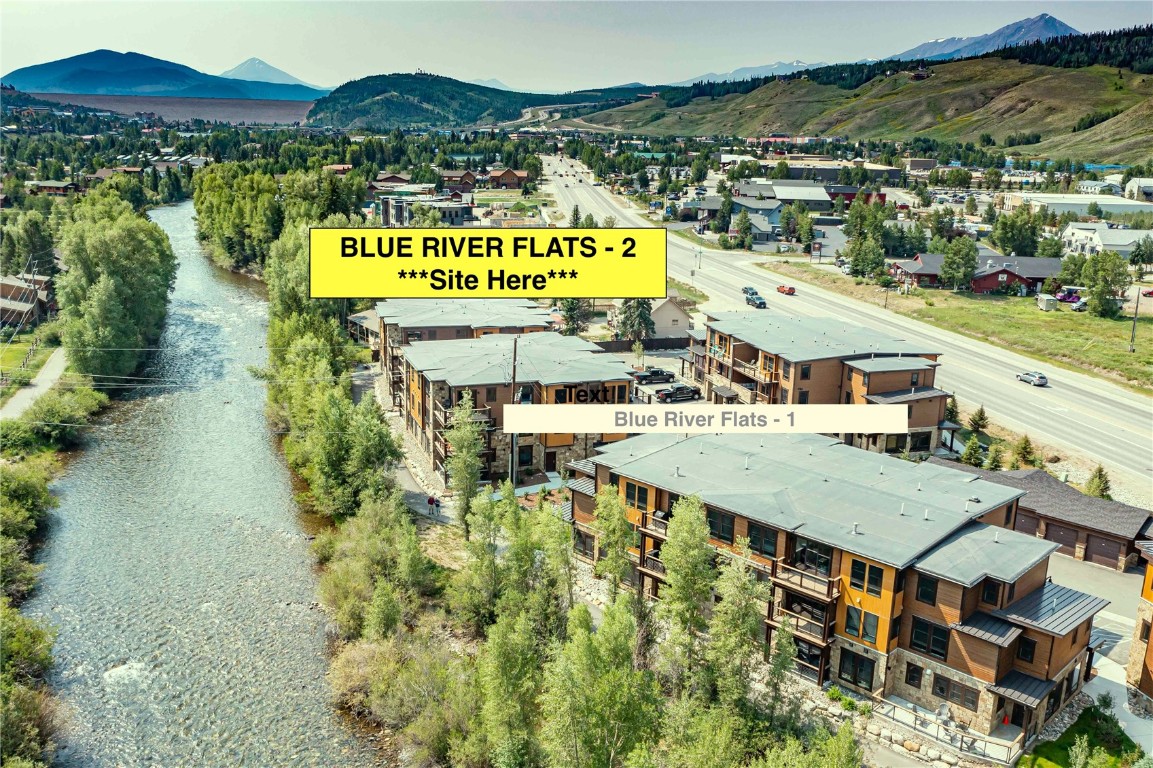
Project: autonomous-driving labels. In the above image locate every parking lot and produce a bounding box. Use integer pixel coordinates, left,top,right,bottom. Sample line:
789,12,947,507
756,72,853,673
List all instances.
611,350,708,405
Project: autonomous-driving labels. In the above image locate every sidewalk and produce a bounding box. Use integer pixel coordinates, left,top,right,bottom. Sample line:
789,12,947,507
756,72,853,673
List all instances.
1085,653,1153,754
0,347,67,421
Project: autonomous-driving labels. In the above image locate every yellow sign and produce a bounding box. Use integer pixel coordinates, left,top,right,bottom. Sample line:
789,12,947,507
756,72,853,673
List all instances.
309,228,667,299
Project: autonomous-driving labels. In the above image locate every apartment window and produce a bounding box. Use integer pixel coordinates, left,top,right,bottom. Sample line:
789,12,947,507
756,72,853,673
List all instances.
798,390,809,405
838,649,876,690
844,392,852,404
911,372,920,387
800,364,811,381
707,507,735,544
574,529,596,558
911,617,949,661
792,537,833,576
906,663,923,689
847,369,854,382
485,387,497,402
845,606,861,637
625,482,649,511
1004,507,1013,526
780,388,790,404
1017,637,1037,664
862,612,879,644
671,318,679,327
1006,582,1015,603
456,328,467,338
862,373,870,388
1141,621,1151,643
850,559,867,591
933,676,979,711
616,384,628,403
554,387,568,404
1044,689,1060,720
895,570,906,593
667,492,681,511
867,565,884,597
908,404,914,420
916,574,939,606
890,615,902,640
747,522,777,558
608,472,619,488
782,361,792,379
981,580,1001,606
517,445,533,466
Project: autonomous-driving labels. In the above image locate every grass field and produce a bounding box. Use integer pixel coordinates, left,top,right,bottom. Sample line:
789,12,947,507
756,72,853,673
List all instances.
757,261,1153,391
0,331,57,406
578,62,1153,162
667,278,708,308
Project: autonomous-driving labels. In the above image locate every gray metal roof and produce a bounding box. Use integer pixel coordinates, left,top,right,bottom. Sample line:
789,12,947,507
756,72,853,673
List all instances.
847,357,938,373
988,670,1057,709
915,523,1058,587
705,313,941,363
973,256,1063,280
950,612,1023,648
586,433,1024,568
1139,541,1153,561
560,500,573,523
347,309,379,329
566,458,595,476
404,332,634,388
567,477,595,497
925,459,1152,540
993,581,1110,637
374,299,552,330
893,253,945,276
865,386,952,405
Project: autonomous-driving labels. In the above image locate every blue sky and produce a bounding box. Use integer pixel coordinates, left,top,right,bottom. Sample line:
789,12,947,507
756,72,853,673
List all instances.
2,1,1150,92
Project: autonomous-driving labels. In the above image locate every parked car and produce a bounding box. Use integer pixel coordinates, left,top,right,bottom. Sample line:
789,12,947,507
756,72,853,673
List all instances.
632,367,676,385
841,265,853,275
741,286,758,296
1142,288,1153,298
1016,371,1048,387
1055,289,1080,302
1071,299,1088,312
777,285,796,295
655,383,702,403
746,294,767,308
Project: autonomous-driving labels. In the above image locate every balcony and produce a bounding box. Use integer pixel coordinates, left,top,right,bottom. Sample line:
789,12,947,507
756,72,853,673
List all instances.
434,403,493,426
641,553,667,575
770,600,834,644
772,562,840,601
642,511,670,539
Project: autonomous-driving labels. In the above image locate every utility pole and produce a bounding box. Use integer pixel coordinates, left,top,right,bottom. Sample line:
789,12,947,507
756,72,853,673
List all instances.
508,335,519,484
1130,287,1142,353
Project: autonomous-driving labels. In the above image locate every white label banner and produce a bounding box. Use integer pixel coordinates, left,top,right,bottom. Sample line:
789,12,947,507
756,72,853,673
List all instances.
502,404,909,434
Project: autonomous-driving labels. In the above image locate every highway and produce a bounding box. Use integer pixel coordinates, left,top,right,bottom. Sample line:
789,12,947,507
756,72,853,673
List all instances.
541,156,1153,506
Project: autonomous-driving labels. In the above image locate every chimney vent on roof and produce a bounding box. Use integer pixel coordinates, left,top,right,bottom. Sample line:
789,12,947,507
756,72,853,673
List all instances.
924,508,930,521
917,482,922,492
900,503,906,516
969,496,980,503
674,465,680,477
994,530,1000,543
745,455,750,470
852,522,860,535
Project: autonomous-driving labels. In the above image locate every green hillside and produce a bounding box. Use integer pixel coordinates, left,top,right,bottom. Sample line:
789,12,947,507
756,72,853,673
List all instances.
306,72,644,129
577,61,1153,162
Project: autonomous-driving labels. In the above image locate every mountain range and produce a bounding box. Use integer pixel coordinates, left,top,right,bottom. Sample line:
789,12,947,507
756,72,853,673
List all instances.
2,50,328,101
890,13,1079,60
467,78,511,91
219,57,327,90
668,61,827,86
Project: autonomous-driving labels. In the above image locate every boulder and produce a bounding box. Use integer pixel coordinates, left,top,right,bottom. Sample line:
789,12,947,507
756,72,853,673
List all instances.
941,753,959,766
925,748,941,761
867,722,881,736
904,740,920,753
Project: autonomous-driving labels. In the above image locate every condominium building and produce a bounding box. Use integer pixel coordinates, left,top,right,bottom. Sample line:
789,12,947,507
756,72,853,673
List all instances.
376,299,554,406
692,314,956,456
1126,543,1153,716
566,433,1106,754
403,332,632,482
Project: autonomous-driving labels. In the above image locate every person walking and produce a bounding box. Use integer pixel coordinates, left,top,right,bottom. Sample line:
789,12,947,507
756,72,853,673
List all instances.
427,495,435,515
434,496,442,518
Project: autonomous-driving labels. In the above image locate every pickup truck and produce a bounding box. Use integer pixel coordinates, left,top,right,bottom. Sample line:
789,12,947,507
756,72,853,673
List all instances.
655,383,702,403
632,368,676,385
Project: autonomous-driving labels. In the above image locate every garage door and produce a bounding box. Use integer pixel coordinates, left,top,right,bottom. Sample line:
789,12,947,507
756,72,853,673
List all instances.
1085,535,1122,568
1045,523,1079,556
1015,514,1040,536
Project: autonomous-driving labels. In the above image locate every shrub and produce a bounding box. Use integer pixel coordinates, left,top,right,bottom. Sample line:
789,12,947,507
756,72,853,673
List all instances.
328,640,391,716
924,298,935,306
842,698,858,712
21,386,109,449
826,684,844,701
4,369,35,387
859,703,873,718
0,420,37,454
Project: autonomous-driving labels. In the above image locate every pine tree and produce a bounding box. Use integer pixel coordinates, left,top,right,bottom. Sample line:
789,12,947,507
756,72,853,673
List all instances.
960,436,984,467
1013,434,1036,465
983,443,1005,471
559,298,592,336
966,404,989,433
618,299,656,342
944,396,959,423
478,610,541,764
449,493,504,633
1085,465,1112,500
658,495,717,691
570,204,582,228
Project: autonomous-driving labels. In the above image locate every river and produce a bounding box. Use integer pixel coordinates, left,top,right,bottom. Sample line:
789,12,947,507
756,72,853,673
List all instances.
25,201,380,766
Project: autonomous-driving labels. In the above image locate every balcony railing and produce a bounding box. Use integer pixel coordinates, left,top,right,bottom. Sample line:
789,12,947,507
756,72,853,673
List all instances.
773,562,839,600
771,602,833,643
643,513,670,538
434,404,493,426
872,698,1026,765
642,553,667,575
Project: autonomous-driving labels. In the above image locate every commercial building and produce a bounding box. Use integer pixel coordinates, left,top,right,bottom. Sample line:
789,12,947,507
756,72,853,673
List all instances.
1002,192,1153,218
566,433,1107,757
1061,222,1153,261
403,332,633,481
375,299,554,406
692,313,954,457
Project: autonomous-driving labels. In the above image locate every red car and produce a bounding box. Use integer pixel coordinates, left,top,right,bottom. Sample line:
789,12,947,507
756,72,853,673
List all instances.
1142,289,1153,298
777,285,796,295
